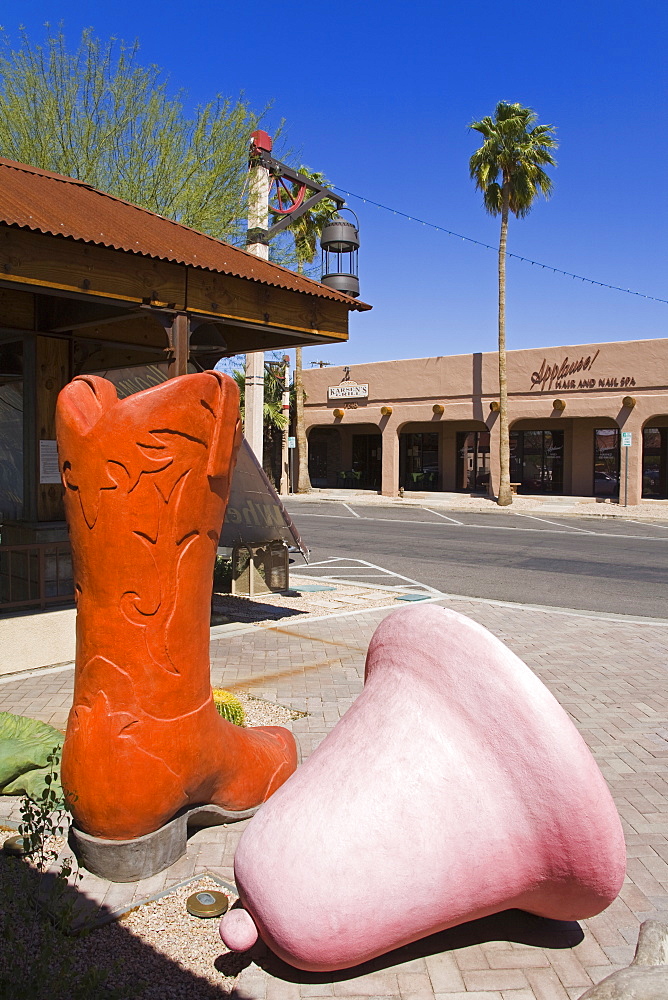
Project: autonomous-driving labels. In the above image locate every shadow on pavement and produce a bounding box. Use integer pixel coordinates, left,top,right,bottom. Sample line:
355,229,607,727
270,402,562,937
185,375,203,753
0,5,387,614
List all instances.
0,848,247,999
211,594,305,625
242,908,584,983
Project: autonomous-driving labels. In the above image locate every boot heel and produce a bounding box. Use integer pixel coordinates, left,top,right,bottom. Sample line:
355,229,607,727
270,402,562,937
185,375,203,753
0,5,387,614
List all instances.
69,803,258,882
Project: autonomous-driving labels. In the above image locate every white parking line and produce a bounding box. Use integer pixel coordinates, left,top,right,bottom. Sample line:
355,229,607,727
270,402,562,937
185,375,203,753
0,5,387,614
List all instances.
287,508,668,541
423,508,464,524
625,519,668,531
295,556,441,594
342,503,362,518
511,512,595,533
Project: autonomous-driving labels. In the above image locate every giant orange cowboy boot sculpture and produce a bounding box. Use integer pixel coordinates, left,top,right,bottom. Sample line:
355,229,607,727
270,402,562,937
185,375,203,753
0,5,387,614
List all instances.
57,372,297,881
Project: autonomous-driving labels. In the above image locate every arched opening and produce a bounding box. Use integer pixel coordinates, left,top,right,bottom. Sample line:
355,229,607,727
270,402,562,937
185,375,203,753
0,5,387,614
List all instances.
307,423,382,490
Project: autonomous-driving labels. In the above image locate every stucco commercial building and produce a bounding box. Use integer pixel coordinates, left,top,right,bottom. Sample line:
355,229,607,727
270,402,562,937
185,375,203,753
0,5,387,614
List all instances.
302,338,668,505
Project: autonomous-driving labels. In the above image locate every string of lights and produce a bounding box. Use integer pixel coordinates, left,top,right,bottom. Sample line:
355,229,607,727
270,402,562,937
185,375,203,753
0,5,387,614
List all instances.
332,185,668,306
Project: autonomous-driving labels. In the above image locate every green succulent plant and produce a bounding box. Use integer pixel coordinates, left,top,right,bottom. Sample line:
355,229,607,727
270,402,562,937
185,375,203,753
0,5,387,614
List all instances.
212,689,246,727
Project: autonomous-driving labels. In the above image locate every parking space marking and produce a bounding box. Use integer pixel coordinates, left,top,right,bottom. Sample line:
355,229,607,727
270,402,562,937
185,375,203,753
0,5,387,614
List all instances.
625,518,668,531
423,508,464,524
342,503,362,518
287,506,668,541
511,511,596,533
295,556,442,594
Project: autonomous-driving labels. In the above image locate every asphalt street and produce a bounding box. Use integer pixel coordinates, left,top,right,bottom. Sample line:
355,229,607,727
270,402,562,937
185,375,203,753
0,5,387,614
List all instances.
284,499,668,619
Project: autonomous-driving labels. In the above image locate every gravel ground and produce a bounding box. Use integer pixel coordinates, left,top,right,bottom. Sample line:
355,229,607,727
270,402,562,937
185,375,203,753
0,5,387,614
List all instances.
0,697,298,999
234,690,305,725
0,840,244,998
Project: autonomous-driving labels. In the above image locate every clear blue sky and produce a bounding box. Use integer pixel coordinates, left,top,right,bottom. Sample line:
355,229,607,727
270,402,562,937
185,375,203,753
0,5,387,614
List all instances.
6,1,667,367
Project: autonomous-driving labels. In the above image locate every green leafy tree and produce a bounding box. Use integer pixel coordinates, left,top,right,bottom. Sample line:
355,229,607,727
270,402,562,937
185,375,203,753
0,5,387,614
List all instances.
469,102,557,505
273,166,338,492
0,25,273,244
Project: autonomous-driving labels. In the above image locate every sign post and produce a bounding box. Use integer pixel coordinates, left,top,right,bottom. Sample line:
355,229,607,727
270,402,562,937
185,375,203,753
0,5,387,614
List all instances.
288,436,296,494
621,431,632,507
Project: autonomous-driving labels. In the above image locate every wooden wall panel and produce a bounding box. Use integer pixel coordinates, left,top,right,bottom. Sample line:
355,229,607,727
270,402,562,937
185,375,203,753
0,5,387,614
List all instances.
0,287,34,330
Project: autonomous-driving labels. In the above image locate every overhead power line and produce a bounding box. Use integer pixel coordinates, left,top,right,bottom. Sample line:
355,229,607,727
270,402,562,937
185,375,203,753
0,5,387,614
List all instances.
332,186,668,306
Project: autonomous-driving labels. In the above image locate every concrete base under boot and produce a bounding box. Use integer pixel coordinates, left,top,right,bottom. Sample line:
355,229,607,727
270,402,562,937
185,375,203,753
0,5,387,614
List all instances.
70,803,258,882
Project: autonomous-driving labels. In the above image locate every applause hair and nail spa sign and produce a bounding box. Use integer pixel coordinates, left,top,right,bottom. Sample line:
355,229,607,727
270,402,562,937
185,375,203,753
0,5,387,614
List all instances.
530,350,637,393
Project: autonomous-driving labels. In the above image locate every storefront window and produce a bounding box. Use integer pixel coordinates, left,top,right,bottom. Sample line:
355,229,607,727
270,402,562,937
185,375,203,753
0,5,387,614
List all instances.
642,427,667,499
593,429,620,497
400,433,439,491
0,340,24,524
510,430,564,494
456,432,490,492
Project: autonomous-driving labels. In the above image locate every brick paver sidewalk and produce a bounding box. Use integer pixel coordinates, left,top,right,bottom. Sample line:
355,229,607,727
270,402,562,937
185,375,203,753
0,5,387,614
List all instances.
2,596,667,999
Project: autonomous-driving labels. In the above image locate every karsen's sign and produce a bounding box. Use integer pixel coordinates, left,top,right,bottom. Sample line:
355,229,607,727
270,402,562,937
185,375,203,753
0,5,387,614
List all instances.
328,383,369,399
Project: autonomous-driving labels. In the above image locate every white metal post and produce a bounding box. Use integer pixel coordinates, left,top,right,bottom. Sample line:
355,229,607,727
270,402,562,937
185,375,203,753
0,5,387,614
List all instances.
280,354,290,494
245,151,270,464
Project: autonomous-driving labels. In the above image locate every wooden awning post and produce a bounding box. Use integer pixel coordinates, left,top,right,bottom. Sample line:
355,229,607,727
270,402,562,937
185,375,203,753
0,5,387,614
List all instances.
167,313,190,378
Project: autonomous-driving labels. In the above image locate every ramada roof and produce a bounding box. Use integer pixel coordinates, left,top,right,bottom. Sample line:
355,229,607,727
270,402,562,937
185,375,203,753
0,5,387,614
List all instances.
0,156,370,310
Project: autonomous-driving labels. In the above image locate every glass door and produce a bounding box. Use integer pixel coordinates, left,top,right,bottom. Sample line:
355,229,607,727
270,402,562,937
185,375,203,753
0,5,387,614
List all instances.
593,429,620,497
308,438,329,487
510,430,564,494
642,427,667,498
456,431,490,492
0,340,24,522
352,434,382,490
400,433,440,490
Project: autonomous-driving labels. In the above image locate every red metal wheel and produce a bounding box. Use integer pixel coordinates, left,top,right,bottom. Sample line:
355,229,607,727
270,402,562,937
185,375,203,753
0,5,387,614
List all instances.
269,174,307,215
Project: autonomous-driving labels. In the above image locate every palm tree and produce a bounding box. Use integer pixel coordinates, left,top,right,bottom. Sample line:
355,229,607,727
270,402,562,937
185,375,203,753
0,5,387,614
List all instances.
275,166,337,493
469,102,557,505
232,362,288,485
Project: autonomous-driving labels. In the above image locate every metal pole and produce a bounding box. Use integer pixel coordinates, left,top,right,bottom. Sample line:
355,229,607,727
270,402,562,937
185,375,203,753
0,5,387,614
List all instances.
280,354,290,494
282,357,290,492
624,446,629,507
245,147,270,464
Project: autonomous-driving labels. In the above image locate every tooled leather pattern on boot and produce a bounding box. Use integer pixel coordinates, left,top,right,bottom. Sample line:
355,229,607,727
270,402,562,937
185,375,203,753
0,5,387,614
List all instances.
57,373,297,840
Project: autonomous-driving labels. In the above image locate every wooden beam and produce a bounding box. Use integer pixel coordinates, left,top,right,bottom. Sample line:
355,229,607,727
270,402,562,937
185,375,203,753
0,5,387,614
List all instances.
186,268,350,341
0,228,186,308
37,295,146,334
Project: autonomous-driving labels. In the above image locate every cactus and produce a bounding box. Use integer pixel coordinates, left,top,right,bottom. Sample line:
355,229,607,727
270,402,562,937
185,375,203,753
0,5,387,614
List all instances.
212,689,246,727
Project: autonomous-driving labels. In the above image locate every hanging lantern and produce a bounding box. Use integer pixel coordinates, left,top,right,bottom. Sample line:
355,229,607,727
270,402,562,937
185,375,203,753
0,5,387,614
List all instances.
320,210,360,298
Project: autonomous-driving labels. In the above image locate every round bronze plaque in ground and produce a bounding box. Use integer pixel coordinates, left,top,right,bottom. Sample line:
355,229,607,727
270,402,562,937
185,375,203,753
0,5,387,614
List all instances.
2,836,26,856
186,890,229,918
